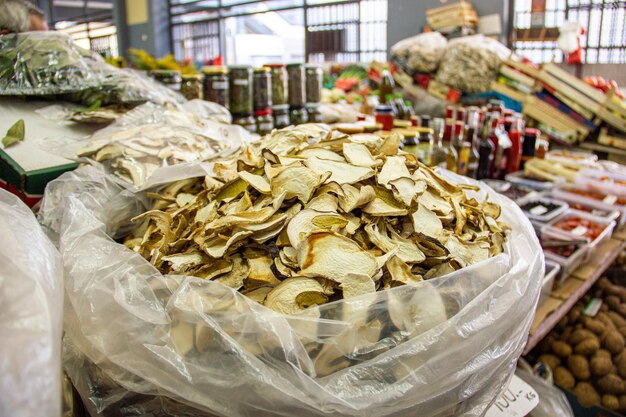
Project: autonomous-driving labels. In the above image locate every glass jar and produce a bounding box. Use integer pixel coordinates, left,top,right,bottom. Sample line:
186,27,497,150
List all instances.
289,106,308,125
305,103,322,123
202,66,229,108
149,70,181,91
233,114,257,134
229,65,253,115
286,63,305,107
253,67,272,111
265,64,288,106
305,64,323,104
273,104,290,129
255,109,274,135
375,105,394,131
180,74,202,100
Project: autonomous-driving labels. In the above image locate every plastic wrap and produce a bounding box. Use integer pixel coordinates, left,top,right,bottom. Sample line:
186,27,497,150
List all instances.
0,189,63,417
435,35,511,94
516,369,574,417
0,31,185,107
391,32,448,74
38,158,543,417
49,103,246,188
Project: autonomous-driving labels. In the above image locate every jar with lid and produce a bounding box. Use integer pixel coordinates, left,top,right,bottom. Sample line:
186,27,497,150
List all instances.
202,66,229,108
149,70,181,91
229,65,253,115
233,114,257,134
264,64,288,106
286,63,306,107
415,127,434,165
180,74,202,100
253,67,272,111
305,103,322,123
375,105,394,131
289,106,308,125
254,109,274,135
305,64,323,104
273,104,290,129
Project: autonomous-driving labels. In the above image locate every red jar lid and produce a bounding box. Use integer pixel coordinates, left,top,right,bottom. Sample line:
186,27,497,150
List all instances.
254,109,273,117
264,63,285,68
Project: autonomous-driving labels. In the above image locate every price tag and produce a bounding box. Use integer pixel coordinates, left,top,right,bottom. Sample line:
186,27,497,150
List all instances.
571,225,588,236
233,79,249,86
212,81,228,90
604,195,618,205
529,205,548,216
485,375,539,417
583,298,603,317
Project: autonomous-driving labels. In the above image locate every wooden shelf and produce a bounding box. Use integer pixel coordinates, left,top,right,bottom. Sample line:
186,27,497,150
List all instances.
523,231,626,356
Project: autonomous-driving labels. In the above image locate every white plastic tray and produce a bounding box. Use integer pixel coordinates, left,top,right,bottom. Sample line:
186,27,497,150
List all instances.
541,191,621,223
541,226,589,279
574,168,626,198
540,260,561,306
519,197,568,223
553,186,626,226
506,170,564,191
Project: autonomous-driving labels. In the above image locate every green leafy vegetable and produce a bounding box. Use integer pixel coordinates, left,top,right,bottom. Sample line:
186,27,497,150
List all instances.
2,119,25,149
75,99,102,113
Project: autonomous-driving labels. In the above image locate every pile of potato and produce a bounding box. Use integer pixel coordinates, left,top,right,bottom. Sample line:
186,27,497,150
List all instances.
535,277,626,413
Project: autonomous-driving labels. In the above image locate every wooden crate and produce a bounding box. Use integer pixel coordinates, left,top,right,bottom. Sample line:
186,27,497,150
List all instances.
426,1,477,29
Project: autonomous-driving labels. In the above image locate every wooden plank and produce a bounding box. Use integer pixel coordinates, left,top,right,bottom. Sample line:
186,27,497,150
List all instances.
551,277,586,300
523,235,626,355
580,142,626,158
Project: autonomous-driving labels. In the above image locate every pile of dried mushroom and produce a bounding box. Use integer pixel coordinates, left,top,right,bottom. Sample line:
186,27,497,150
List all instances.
123,124,510,315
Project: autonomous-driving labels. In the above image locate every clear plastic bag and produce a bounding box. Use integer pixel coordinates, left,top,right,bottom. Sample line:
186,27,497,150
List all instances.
39,165,543,417
0,31,185,107
435,35,511,94
516,369,574,417
391,32,448,74
0,189,63,417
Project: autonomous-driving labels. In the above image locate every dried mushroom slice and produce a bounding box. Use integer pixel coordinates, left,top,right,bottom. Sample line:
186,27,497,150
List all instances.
242,286,273,304
387,282,447,337
270,166,322,203
162,251,208,273
412,203,443,239
287,209,348,249
214,254,248,290
306,193,339,212
364,222,425,264
388,177,426,206
445,235,490,267
264,277,327,315
244,249,281,289
342,143,378,167
238,171,271,194
304,157,375,185
363,187,408,217
338,184,376,213
200,230,253,258
386,256,422,285
377,156,411,187
340,273,376,299
297,232,378,284
298,148,345,162
193,258,233,280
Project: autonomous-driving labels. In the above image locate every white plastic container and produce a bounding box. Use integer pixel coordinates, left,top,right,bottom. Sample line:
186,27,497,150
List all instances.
519,197,568,223
544,209,616,261
539,260,561,306
575,168,626,198
541,226,589,279
552,186,626,226
541,191,621,223
506,171,564,191
546,149,598,166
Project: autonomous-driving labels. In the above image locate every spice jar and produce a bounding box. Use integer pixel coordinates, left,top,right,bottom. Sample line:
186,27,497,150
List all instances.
375,105,394,131
233,114,257,133
149,70,181,91
305,103,322,123
289,106,308,125
253,67,272,111
229,65,253,115
202,66,229,108
305,64,323,104
273,104,290,129
265,64,288,106
255,109,274,136
286,63,305,107
180,74,202,100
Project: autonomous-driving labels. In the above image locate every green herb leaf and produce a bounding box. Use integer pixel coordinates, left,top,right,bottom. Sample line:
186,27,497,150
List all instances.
76,99,102,113
2,119,25,149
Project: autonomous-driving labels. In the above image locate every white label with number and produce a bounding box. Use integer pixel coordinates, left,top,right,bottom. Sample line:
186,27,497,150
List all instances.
234,79,249,86
529,205,548,216
212,81,228,90
571,225,588,236
485,375,539,417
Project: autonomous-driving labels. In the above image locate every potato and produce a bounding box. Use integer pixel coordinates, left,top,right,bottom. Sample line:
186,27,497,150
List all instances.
560,327,574,342
606,284,623,297
552,340,573,358
618,326,626,340
595,349,612,359
567,355,591,380
575,338,600,356
556,315,569,331
584,317,607,334
617,304,626,318
597,374,625,395
569,329,597,346
597,277,612,291
574,382,601,407
600,303,610,312
597,312,616,329
603,394,620,411
537,334,557,354
618,288,626,304
609,311,626,328
554,366,575,390
616,351,626,379
537,354,561,371
602,330,625,354
590,356,613,377
607,295,622,310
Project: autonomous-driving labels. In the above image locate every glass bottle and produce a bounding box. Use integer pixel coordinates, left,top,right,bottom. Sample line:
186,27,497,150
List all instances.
386,94,398,117
379,65,394,104
477,120,494,180
466,111,480,179
394,93,407,120
404,100,415,121
430,118,448,168
443,119,458,172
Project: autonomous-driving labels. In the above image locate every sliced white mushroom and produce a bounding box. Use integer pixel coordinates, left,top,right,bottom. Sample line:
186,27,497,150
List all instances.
238,171,271,194
304,156,374,185
214,254,248,290
338,184,376,213
342,142,378,167
362,187,408,217
162,251,208,272
377,156,411,187
286,209,347,249
340,273,376,299
270,165,323,203
200,230,253,258
264,277,327,315
387,282,447,337
412,203,443,239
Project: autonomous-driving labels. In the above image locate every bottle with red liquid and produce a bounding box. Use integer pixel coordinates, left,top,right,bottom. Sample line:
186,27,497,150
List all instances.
505,116,523,174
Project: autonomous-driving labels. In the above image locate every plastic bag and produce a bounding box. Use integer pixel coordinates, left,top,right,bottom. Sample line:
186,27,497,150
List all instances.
47,102,246,189
0,31,185,107
39,164,543,417
0,189,63,417
183,99,232,125
391,32,448,74
516,369,574,417
435,35,511,94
